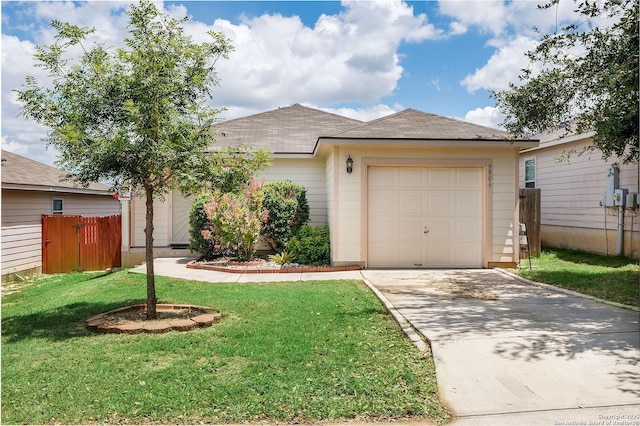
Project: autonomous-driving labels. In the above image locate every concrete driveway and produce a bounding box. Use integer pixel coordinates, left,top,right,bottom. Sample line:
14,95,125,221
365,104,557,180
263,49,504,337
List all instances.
361,269,640,425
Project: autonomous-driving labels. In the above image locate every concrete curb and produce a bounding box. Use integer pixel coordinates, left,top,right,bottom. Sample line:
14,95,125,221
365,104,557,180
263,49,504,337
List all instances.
359,272,431,354
495,268,640,312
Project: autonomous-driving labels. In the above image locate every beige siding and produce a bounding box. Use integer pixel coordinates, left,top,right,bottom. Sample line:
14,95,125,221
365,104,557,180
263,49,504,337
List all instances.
129,157,329,248
331,145,519,267
257,158,327,226
131,196,170,247
1,189,120,277
519,138,639,256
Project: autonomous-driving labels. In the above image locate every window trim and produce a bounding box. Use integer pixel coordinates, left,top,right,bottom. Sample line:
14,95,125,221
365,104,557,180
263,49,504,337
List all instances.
52,197,64,215
524,158,536,188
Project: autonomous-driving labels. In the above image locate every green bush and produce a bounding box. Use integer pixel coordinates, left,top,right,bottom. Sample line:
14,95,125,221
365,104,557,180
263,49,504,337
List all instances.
260,181,310,251
285,224,330,266
201,180,267,261
189,193,220,259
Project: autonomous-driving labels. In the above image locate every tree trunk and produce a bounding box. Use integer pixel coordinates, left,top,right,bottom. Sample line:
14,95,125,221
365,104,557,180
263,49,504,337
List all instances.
145,186,157,319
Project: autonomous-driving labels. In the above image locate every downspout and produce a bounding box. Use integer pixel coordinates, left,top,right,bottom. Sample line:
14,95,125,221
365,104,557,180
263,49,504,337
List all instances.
617,205,625,256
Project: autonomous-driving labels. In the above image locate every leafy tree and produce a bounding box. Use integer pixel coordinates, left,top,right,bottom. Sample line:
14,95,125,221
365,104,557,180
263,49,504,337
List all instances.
493,0,639,163
15,1,233,318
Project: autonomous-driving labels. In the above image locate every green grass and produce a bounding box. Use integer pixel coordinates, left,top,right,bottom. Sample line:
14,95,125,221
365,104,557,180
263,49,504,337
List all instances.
517,247,639,307
1,271,448,425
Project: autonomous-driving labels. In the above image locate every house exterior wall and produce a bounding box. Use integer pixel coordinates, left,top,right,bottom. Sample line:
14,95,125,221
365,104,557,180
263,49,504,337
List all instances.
330,145,519,267
518,137,640,256
1,189,120,280
128,157,328,251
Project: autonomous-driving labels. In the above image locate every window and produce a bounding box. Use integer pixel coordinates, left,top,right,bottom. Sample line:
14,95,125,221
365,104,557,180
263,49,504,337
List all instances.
52,198,63,214
524,159,536,188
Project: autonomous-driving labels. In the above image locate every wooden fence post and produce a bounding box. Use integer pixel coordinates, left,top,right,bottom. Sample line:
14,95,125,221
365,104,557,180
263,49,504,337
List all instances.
519,188,541,257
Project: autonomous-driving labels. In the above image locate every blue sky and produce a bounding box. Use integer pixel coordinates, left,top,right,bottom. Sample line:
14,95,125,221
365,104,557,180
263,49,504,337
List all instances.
1,1,590,165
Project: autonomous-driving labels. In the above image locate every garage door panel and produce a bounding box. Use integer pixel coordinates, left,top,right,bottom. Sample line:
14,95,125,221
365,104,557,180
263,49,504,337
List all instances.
426,220,452,239
427,169,453,188
369,168,396,188
427,193,453,214
399,193,424,214
369,192,395,214
456,168,482,188
454,219,482,240
398,168,424,188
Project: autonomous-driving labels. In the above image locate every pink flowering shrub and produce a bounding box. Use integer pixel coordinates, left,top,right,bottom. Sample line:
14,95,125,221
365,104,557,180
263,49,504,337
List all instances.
201,179,268,261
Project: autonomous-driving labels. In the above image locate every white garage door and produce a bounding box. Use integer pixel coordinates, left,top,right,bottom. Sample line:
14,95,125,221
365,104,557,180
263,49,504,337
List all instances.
368,167,483,267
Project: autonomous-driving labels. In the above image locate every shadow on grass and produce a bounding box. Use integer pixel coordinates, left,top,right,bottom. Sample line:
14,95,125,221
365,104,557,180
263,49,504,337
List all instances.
547,247,637,268
2,299,142,343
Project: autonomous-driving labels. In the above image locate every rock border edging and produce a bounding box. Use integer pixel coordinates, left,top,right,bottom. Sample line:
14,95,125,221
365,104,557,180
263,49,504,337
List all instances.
86,304,222,334
186,260,361,274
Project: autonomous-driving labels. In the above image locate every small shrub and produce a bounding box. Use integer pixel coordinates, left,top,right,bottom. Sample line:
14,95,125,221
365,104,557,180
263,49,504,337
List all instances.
285,224,330,266
268,251,297,265
260,181,310,251
202,180,268,261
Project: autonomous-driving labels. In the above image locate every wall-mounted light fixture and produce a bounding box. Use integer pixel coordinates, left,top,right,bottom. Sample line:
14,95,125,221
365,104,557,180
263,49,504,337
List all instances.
346,155,353,174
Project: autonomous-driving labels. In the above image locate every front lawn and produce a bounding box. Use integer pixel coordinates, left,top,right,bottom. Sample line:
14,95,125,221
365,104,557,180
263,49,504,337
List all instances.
517,247,639,307
1,271,448,425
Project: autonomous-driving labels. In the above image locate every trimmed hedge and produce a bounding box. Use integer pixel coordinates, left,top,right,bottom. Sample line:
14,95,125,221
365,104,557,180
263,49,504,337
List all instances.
285,224,330,266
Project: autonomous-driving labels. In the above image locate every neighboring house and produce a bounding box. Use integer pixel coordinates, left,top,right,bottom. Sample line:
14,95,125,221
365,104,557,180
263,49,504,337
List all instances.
122,104,537,268
518,129,639,257
1,150,121,281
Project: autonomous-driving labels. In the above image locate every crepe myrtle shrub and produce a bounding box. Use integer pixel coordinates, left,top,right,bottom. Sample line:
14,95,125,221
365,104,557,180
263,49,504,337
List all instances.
285,224,331,266
260,180,310,251
201,179,268,261
189,193,221,259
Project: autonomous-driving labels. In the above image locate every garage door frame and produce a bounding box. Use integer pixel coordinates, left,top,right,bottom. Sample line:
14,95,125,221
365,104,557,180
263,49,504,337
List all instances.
361,157,493,268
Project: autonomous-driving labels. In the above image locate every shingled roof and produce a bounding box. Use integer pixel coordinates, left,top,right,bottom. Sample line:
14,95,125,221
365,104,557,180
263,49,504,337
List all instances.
326,108,509,140
214,104,363,154
1,150,112,195
213,104,527,156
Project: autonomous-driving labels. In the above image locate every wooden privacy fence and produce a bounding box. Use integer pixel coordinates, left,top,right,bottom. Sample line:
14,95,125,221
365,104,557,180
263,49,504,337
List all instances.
42,215,121,274
519,188,541,257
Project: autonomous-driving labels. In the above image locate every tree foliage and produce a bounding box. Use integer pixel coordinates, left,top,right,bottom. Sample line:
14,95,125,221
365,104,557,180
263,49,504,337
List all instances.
15,1,233,318
493,0,639,163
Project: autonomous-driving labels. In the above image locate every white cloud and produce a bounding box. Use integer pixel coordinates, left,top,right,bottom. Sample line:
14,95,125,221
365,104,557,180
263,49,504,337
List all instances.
204,0,444,110
461,35,538,93
438,0,506,35
463,106,505,129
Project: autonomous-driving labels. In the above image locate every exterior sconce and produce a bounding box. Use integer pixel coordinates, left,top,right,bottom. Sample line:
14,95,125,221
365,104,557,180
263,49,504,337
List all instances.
346,155,353,174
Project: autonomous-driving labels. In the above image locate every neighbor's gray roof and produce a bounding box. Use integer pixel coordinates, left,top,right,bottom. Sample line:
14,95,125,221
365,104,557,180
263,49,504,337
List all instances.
326,108,510,140
213,104,363,154
1,149,112,194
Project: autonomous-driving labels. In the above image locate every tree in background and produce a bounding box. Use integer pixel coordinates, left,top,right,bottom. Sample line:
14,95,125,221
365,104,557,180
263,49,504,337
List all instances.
15,1,233,318
493,0,638,163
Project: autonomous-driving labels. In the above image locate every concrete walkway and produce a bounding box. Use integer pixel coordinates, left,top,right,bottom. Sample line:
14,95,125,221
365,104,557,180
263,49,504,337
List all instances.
131,259,640,425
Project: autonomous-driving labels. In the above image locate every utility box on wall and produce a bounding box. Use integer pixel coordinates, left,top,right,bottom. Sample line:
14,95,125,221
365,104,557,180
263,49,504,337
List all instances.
626,193,638,208
603,166,619,207
614,188,628,206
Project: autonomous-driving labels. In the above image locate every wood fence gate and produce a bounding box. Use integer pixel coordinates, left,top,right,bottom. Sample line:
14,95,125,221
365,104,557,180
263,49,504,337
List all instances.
519,188,541,257
42,215,122,274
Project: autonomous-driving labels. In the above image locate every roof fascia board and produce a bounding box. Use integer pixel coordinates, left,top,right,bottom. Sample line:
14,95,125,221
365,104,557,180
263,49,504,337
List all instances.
317,137,539,149
520,131,595,154
1,183,112,196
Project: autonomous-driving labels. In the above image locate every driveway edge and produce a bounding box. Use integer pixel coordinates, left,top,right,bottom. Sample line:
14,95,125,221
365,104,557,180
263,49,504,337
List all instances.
495,268,639,312
359,272,431,354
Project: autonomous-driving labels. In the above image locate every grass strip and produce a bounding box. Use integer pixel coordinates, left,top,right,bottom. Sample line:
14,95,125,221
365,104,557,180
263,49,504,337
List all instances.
517,247,639,307
1,271,448,425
